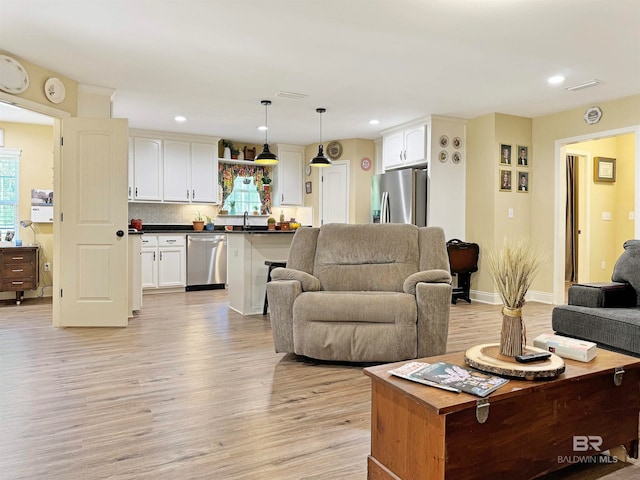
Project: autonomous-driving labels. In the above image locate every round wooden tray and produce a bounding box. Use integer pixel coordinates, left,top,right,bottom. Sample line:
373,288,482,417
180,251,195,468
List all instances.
464,343,565,380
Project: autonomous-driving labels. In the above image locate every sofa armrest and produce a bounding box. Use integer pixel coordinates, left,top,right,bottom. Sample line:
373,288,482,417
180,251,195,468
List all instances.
266,280,303,353
403,269,452,295
271,267,321,291
415,282,452,357
568,282,636,308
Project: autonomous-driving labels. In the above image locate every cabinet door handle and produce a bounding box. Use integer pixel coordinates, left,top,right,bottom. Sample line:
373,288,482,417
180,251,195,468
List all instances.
11,257,24,260
192,189,195,199
160,252,163,261
128,186,131,196
187,189,189,199
135,187,138,197
12,269,24,272
166,239,176,243
153,252,156,261
12,281,24,285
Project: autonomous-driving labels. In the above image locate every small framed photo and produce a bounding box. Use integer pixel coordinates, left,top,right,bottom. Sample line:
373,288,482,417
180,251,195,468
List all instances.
516,145,528,167
594,157,616,182
499,169,512,192
516,171,529,192
305,181,312,194
500,144,512,165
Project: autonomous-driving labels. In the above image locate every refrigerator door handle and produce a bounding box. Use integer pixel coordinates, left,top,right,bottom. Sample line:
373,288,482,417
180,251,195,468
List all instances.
381,191,390,224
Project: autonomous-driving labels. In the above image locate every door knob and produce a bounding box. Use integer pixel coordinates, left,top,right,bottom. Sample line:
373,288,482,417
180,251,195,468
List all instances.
116,230,125,237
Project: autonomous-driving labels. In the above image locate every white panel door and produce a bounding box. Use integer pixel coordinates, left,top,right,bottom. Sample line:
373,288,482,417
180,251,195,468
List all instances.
320,161,349,225
190,142,217,203
55,118,129,327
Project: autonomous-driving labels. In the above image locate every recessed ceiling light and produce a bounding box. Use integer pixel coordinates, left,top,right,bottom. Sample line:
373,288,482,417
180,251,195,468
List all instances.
547,75,565,85
257,125,268,131
369,119,380,125
174,115,186,122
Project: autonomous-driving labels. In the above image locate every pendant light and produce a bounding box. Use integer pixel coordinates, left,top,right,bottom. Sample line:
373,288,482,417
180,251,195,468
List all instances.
309,107,332,167
255,100,278,165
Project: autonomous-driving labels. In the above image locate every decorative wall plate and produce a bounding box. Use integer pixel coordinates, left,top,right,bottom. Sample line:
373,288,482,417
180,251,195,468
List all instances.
452,137,462,149
44,77,66,104
439,135,449,148
439,150,448,163
327,141,342,160
584,106,602,125
360,157,371,171
0,55,30,94
452,152,462,164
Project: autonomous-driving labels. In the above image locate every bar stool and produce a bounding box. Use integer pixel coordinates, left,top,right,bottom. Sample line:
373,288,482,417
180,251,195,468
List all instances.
263,260,287,314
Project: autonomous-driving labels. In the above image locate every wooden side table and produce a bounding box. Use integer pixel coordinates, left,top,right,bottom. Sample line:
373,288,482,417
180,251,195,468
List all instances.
0,246,39,304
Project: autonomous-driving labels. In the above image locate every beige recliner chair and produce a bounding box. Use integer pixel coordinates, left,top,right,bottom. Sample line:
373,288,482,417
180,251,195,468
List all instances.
266,223,452,362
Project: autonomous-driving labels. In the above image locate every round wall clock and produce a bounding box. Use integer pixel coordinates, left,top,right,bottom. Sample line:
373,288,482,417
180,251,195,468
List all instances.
305,165,312,176
327,141,342,160
360,157,371,171
44,77,66,104
0,55,30,94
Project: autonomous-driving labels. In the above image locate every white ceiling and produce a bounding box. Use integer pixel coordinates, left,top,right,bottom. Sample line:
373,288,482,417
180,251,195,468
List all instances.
1,0,639,145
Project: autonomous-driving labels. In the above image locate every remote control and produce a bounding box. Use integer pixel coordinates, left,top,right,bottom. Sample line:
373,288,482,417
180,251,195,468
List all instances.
515,352,551,363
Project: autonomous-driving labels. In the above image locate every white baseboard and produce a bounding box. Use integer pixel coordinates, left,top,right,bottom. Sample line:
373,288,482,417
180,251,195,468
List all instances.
469,289,554,305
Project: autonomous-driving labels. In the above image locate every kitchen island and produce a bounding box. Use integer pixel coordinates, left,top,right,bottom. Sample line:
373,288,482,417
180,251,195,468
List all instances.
226,230,295,315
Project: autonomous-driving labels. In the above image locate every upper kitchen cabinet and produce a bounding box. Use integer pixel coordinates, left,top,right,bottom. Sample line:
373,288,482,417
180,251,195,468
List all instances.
274,144,304,206
133,137,163,201
129,130,219,204
382,123,427,170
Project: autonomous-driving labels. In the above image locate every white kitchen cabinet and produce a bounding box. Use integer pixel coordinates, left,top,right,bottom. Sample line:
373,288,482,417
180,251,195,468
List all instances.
163,140,190,202
190,142,217,203
129,130,220,204
275,144,304,206
128,233,142,314
382,124,426,170
133,137,163,201
141,234,186,290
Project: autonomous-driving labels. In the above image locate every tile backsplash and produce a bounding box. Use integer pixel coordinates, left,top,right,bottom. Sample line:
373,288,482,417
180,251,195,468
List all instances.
128,203,219,225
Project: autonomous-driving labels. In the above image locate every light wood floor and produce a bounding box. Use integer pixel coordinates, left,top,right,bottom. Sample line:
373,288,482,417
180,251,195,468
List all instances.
0,292,637,480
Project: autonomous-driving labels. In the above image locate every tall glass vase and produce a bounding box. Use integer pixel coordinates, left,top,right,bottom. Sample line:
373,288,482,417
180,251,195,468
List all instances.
499,307,524,357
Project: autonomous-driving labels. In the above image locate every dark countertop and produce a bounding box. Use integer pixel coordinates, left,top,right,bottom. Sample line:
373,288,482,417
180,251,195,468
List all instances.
135,224,298,234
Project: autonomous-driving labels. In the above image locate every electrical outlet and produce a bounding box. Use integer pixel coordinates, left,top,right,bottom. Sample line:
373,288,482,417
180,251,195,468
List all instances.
630,211,636,220
508,208,514,218
44,262,51,271
601,261,606,270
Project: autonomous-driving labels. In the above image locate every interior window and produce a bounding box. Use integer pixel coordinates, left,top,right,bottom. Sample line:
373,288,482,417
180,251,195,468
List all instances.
0,148,20,236
224,176,262,214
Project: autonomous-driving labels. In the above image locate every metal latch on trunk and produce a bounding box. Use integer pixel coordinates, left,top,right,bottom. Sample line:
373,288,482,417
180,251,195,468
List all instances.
614,367,625,386
476,398,489,423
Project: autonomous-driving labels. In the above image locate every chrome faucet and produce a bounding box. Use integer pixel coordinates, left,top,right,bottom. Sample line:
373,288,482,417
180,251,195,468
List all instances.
243,211,249,229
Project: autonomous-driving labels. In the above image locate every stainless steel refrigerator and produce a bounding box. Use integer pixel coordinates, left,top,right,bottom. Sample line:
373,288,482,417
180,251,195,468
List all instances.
371,168,428,226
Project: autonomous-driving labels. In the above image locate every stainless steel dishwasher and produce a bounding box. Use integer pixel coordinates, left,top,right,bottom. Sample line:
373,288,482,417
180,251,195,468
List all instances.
186,233,227,290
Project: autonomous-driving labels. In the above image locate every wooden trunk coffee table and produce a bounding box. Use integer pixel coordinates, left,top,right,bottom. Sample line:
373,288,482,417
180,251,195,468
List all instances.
364,349,640,480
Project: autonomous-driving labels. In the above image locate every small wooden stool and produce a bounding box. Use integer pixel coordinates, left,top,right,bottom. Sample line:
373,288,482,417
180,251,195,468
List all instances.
263,260,286,315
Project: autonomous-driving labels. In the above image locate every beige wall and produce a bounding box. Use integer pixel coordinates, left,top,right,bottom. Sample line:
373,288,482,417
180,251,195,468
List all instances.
304,138,376,226
0,121,54,299
530,95,639,299
0,51,78,116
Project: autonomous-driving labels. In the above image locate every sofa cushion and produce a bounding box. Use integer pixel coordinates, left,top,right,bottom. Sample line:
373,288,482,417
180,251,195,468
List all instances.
313,223,419,292
552,305,640,357
293,291,417,324
612,239,640,306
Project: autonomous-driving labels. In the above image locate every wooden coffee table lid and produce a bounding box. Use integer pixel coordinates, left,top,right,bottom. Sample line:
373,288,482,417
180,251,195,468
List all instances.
464,343,565,380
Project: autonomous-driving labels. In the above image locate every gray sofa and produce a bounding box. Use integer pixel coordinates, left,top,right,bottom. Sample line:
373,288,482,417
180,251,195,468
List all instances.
552,240,640,357
266,223,452,363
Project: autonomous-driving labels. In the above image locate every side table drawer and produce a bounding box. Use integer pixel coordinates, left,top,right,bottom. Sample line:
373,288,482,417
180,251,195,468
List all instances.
1,278,36,291
3,263,35,278
3,252,36,264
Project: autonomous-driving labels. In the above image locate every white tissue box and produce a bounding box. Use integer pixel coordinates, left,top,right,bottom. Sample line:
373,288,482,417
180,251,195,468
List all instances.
533,333,597,362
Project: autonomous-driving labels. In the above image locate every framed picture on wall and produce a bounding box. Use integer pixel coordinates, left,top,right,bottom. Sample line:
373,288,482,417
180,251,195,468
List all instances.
516,146,529,167
516,171,529,192
594,157,616,182
499,169,512,192
500,144,512,165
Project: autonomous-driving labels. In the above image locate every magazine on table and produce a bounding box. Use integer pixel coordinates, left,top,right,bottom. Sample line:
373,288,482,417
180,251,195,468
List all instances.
388,361,509,397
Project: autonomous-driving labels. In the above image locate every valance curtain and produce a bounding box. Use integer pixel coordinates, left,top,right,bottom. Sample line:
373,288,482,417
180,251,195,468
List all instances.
218,163,273,214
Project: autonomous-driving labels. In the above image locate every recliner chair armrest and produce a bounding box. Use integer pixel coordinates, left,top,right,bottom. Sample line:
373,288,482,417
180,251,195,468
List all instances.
403,269,452,295
266,279,303,353
271,268,321,291
568,282,636,308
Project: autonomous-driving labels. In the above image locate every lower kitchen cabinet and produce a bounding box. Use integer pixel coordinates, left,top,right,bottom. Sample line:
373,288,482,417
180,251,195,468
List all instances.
141,234,186,291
